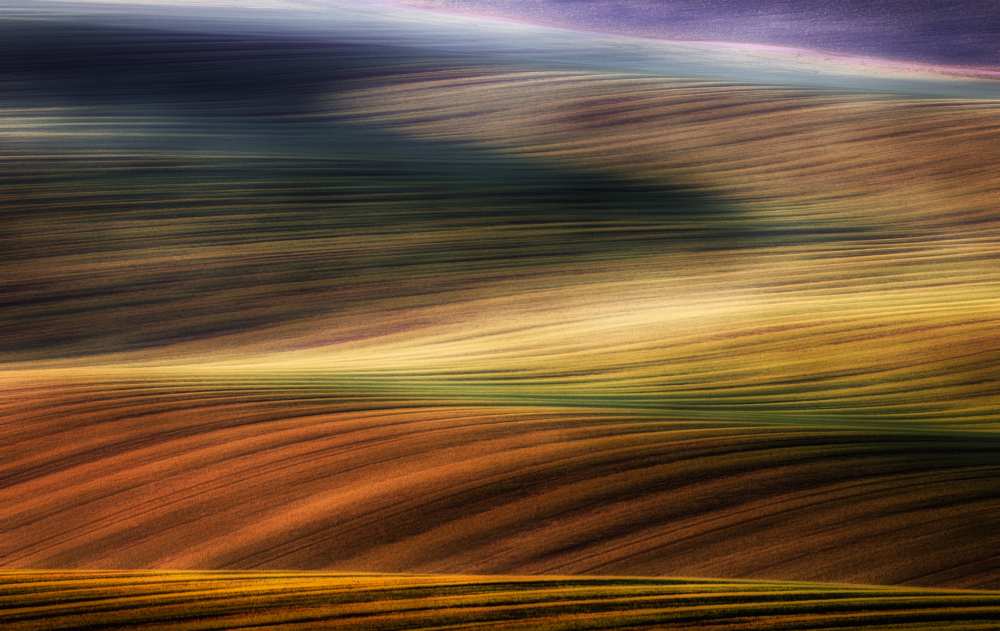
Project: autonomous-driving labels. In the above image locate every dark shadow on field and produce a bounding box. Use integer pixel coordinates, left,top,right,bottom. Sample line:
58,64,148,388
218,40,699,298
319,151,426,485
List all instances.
0,20,448,114
0,20,864,359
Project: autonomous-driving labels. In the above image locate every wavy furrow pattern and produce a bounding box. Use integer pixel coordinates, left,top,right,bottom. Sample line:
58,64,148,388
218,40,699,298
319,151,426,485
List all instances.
342,71,1000,229
2,571,1000,630
2,3,1000,626
2,380,998,588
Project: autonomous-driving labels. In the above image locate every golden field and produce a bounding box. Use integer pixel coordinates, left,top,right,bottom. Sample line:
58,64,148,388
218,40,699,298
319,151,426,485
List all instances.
1,2,999,627
3,571,1000,630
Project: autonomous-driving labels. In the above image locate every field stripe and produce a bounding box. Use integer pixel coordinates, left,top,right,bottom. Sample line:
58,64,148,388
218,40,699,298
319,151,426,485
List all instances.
0,571,998,630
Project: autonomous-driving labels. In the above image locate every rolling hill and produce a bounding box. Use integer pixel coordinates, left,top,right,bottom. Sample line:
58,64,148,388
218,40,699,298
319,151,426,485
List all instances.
1,1,999,627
